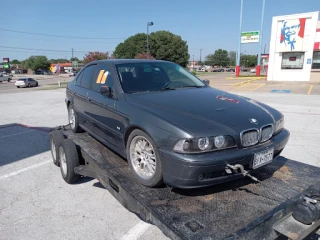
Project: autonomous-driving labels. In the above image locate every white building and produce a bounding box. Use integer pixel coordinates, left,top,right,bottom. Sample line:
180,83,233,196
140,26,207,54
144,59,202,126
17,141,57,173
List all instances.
267,11,320,81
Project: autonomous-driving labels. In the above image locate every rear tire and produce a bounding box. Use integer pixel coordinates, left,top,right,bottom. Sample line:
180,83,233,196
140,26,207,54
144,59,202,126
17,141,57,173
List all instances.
127,129,163,187
49,130,65,167
28,83,31,87
8,78,11,82
68,104,82,133
59,138,80,184
17,86,20,88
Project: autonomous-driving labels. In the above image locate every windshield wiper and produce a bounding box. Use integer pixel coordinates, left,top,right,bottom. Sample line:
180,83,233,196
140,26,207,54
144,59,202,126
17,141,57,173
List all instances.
175,85,204,89
160,87,176,91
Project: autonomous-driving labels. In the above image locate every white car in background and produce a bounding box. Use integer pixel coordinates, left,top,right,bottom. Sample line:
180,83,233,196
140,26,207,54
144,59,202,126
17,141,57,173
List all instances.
250,68,256,73
15,78,38,88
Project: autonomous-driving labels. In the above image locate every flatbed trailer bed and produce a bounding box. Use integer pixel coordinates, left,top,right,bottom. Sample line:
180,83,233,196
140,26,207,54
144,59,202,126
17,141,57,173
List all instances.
53,126,320,240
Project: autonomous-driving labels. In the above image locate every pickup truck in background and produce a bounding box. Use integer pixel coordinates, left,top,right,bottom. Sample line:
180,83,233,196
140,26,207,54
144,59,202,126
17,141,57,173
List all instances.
0,74,12,82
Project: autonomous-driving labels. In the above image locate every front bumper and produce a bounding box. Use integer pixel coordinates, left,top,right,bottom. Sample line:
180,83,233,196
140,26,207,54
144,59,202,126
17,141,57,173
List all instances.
160,129,290,189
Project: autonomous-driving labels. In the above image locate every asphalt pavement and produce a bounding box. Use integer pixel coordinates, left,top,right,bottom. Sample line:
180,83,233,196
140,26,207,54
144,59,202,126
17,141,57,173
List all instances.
0,79,319,240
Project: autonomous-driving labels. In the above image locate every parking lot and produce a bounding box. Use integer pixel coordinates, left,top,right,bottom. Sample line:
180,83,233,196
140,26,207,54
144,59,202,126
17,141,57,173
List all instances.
0,74,320,240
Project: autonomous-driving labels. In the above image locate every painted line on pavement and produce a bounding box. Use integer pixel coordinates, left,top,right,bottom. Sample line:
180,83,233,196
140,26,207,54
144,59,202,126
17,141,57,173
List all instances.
308,85,313,95
0,160,51,180
250,83,266,92
231,82,251,91
120,221,151,240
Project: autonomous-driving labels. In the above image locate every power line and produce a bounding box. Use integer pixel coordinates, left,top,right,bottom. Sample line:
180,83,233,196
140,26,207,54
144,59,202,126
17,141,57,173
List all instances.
0,35,121,43
0,28,125,40
0,46,113,53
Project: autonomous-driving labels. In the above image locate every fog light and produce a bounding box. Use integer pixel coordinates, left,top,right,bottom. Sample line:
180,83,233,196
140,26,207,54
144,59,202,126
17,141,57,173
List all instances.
214,136,225,148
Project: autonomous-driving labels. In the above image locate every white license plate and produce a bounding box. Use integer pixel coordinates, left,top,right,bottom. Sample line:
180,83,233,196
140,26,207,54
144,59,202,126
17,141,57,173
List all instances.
252,148,274,169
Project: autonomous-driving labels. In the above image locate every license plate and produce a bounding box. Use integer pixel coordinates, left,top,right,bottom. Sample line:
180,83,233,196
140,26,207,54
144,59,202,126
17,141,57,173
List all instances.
252,148,274,169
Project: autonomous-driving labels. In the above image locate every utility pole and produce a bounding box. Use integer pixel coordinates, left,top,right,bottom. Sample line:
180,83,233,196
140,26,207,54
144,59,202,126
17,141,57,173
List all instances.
200,49,202,63
264,43,266,54
72,48,74,59
236,0,244,77
256,0,266,76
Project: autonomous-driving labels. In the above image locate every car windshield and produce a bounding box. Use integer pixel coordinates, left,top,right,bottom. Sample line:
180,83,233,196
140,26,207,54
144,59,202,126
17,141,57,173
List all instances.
116,62,205,93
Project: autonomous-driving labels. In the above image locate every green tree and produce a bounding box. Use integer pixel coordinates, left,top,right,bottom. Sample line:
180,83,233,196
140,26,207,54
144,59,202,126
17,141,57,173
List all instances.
11,59,21,64
70,57,79,62
197,61,204,66
205,49,229,66
113,31,190,67
134,52,156,59
25,56,50,71
240,54,257,67
228,51,237,66
83,51,110,64
49,58,69,63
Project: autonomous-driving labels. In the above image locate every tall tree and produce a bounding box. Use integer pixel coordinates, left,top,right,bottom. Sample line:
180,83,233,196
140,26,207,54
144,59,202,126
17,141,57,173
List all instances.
10,59,20,64
49,58,69,63
25,56,50,71
240,54,257,67
83,52,110,64
70,57,80,62
134,52,156,59
205,49,229,66
228,51,237,66
113,31,190,67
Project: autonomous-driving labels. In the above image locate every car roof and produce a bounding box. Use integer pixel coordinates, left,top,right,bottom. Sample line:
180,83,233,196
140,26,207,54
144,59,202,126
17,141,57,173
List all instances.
88,59,170,65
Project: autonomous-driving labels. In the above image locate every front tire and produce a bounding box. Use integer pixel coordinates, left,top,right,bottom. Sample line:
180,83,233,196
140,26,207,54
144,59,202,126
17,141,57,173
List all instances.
127,129,163,187
59,138,80,184
8,78,11,82
68,104,81,133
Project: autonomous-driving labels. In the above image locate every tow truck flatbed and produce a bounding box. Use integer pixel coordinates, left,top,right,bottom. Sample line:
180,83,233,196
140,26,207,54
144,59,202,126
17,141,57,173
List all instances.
53,126,320,240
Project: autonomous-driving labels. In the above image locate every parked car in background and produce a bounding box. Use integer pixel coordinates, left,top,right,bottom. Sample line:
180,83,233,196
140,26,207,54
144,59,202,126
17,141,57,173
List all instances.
0,74,12,82
226,68,235,72
34,69,51,75
15,78,38,88
65,59,289,189
69,71,77,77
250,68,256,73
212,68,225,72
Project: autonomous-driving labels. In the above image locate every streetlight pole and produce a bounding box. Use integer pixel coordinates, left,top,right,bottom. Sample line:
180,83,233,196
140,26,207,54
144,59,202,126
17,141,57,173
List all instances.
257,0,266,76
147,22,154,59
193,55,194,71
236,0,244,77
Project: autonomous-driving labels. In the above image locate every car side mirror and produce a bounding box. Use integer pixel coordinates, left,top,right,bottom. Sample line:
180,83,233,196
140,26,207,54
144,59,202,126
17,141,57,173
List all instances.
100,85,113,97
202,79,210,86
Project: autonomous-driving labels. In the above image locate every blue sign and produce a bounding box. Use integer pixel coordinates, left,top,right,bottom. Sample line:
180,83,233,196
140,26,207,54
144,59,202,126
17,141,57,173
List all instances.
271,90,291,93
307,58,312,64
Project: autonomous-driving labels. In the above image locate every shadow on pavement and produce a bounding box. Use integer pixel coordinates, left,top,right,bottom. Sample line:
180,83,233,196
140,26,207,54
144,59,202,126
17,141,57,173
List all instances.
0,123,52,166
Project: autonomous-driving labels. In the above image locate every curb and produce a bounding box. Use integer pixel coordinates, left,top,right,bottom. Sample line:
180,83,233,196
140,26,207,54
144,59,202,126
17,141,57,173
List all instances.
226,76,266,80
232,78,264,86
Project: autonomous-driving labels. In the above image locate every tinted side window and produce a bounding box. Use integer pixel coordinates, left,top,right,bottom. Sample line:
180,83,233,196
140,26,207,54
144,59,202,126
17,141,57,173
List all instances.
92,64,114,92
75,70,84,86
80,65,97,89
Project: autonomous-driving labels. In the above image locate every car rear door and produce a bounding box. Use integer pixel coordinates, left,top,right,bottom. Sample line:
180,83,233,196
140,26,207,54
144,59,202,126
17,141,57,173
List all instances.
86,63,117,144
72,64,97,127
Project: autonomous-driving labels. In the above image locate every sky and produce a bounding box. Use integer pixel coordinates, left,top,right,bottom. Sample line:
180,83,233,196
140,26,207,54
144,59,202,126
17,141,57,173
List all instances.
1,0,319,62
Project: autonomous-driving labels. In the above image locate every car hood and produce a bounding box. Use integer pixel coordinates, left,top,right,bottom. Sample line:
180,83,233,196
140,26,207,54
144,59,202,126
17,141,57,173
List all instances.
125,87,281,137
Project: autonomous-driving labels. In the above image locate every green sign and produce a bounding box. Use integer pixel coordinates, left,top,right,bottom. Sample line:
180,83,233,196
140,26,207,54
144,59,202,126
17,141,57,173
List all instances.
241,31,260,43
3,64,9,69
72,61,78,67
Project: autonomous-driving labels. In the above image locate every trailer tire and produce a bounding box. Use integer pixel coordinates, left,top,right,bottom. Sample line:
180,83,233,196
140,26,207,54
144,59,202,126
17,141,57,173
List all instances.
49,130,65,167
59,138,80,184
127,129,163,187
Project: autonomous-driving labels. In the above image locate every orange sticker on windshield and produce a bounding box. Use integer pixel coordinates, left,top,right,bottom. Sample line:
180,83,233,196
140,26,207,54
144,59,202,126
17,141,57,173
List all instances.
101,71,109,84
96,70,105,83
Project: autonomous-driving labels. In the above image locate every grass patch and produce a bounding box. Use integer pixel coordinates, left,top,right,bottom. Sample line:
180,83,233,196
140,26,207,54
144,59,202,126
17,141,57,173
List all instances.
38,82,69,90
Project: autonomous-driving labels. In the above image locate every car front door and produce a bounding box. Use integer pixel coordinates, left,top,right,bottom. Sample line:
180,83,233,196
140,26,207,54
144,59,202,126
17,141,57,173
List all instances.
86,63,117,145
72,64,97,127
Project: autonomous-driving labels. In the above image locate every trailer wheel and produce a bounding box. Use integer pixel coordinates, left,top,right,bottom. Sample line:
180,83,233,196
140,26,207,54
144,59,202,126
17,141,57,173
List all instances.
49,130,65,166
59,138,80,184
127,129,163,187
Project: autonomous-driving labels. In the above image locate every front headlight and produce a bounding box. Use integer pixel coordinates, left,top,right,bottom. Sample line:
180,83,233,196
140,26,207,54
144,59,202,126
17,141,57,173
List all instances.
274,118,284,134
173,135,236,153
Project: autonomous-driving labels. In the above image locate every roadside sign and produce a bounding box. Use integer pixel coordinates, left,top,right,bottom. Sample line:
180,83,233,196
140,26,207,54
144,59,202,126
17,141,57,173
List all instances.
3,58,9,63
241,31,260,43
72,61,78,67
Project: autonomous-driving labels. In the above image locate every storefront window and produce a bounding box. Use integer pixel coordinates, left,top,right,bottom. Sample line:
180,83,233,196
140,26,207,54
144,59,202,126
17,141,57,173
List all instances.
281,52,304,69
312,51,320,69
